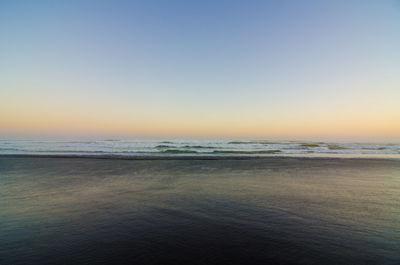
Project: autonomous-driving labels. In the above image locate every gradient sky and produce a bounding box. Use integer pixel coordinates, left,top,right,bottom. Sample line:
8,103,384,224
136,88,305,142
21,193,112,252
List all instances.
1,0,400,141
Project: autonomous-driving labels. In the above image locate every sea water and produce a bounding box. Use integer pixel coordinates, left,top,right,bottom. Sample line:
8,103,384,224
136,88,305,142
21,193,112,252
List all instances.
1,139,399,158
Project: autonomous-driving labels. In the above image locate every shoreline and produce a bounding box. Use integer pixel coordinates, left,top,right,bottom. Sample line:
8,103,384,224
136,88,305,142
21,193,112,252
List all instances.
1,153,400,161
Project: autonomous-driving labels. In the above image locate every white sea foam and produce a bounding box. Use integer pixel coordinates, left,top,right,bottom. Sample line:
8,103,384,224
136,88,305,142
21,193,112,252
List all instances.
0,140,399,158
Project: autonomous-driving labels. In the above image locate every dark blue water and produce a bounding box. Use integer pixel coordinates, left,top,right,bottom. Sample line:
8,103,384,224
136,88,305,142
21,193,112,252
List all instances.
1,156,399,265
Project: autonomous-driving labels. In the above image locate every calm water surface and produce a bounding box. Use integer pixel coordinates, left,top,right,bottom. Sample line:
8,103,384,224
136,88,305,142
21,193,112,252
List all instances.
0,157,399,265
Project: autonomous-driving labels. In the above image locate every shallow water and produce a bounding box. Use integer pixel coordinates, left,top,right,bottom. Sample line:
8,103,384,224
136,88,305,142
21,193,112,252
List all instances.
1,157,399,265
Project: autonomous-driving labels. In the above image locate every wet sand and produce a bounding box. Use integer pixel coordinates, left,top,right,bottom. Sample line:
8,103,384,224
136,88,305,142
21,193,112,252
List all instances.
1,156,399,265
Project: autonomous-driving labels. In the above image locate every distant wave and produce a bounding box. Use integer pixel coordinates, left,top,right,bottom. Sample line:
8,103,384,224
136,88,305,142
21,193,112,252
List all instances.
327,144,347,150
156,145,218,149
228,141,277,144
361,147,387,150
182,145,218,149
1,140,399,158
299,143,320,148
213,150,282,154
155,145,176,148
161,149,198,154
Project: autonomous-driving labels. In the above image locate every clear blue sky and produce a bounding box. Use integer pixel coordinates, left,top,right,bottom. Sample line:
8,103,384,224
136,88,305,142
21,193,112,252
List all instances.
1,0,399,140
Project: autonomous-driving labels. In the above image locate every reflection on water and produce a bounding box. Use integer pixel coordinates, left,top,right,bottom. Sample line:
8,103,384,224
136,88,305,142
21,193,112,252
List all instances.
0,157,399,265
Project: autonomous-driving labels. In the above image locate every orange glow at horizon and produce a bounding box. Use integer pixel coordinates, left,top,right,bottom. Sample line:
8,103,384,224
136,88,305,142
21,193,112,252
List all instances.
1,1,400,141
1,104,399,140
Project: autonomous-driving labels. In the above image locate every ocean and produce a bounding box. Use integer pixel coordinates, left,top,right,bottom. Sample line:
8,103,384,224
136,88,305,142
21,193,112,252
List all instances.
1,139,399,158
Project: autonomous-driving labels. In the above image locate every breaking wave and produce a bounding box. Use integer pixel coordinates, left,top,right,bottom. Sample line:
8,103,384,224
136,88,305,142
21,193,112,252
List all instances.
1,140,399,158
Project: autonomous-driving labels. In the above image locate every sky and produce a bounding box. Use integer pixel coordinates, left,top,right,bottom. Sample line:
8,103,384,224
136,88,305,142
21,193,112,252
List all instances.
1,0,400,141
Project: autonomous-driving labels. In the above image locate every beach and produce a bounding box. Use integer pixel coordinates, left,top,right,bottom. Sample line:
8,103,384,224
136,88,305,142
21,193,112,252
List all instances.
2,0,399,264
0,155,399,265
